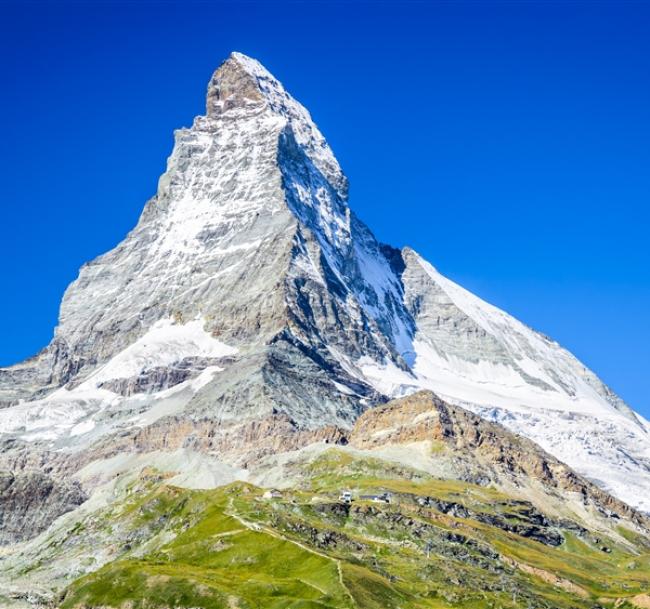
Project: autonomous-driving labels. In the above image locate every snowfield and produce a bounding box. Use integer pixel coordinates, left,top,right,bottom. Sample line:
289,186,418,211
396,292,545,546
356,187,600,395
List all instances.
0,318,237,445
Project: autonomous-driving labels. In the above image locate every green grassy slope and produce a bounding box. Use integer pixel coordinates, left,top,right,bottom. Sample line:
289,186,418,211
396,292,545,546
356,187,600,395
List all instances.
59,452,650,609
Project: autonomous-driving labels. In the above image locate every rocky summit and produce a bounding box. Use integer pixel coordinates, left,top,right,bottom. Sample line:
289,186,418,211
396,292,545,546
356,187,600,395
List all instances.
0,53,649,608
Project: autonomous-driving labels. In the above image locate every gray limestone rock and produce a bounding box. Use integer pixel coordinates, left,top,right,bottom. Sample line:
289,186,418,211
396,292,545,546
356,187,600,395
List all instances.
0,471,86,545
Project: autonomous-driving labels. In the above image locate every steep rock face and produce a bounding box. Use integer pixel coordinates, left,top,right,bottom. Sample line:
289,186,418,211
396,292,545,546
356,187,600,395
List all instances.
0,471,86,544
0,52,648,514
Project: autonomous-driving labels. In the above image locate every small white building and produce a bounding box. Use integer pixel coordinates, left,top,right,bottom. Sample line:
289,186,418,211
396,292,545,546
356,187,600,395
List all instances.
339,491,353,504
263,489,282,500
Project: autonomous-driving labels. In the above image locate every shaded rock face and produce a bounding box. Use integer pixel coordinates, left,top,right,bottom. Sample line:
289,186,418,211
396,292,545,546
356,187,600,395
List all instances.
0,50,648,521
0,471,86,545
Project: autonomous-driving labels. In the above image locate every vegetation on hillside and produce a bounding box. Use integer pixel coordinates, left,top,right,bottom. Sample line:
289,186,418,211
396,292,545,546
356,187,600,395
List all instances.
58,451,650,609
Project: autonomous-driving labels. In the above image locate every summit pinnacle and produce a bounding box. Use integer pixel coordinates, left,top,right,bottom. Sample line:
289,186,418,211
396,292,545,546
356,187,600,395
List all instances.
206,53,269,115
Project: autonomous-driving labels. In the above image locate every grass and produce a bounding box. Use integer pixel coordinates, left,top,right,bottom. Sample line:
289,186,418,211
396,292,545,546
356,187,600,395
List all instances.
58,451,650,609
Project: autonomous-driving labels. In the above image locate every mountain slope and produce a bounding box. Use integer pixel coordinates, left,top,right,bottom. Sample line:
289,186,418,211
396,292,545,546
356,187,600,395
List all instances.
2,392,649,609
363,249,650,510
0,51,648,517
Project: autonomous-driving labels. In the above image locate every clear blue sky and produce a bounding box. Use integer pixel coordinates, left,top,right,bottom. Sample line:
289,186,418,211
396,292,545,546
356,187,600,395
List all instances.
1,1,648,417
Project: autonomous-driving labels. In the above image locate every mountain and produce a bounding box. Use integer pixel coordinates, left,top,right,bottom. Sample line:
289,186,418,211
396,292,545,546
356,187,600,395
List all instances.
0,49,648,566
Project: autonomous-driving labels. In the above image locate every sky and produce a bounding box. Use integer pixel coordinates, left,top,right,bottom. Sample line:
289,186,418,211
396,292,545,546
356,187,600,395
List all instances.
0,1,648,417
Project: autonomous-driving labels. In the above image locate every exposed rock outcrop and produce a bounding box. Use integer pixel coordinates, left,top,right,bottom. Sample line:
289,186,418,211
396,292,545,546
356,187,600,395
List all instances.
91,412,348,468
0,471,86,545
349,390,649,529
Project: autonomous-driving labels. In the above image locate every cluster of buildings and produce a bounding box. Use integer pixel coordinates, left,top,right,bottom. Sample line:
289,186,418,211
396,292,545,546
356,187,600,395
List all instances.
261,488,392,505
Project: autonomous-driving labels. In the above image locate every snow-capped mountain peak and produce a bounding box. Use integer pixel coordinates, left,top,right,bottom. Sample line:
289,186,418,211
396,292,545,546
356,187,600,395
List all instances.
1,52,649,513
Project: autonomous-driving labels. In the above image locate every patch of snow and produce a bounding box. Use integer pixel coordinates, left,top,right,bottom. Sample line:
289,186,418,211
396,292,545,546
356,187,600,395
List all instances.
79,317,236,389
332,381,356,396
0,319,237,444
356,356,418,398
0,386,118,439
348,251,650,513
70,419,96,437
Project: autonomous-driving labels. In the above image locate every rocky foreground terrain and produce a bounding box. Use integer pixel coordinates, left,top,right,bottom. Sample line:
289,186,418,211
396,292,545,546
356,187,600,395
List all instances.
0,52,649,607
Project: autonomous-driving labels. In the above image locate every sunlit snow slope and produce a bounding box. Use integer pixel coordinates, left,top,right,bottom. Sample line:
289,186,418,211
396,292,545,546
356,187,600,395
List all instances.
355,248,650,511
